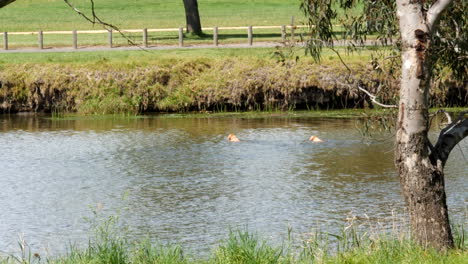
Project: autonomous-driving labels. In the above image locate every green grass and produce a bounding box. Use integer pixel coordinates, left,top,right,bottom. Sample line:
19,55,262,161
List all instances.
0,1,376,50
1,223,466,264
1,47,393,114
148,109,398,120
1,209,466,264
0,0,305,48
1,27,303,49
1,29,301,51
2,46,463,114
0,46,374,64
1,46,463,115
0,0,303,31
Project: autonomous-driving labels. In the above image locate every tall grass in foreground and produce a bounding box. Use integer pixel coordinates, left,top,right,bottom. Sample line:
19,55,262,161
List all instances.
213,230,285,264
1,221,466,264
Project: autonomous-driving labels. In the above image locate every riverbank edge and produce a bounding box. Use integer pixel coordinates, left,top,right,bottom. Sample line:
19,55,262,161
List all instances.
1,57,466,114
1,226,466,264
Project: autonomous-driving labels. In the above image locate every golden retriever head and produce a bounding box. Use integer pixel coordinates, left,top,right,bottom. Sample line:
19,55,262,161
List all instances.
228,133,241,142
309,136,323,142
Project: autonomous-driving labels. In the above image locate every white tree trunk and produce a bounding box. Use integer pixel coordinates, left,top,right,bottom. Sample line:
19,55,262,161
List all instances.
395,0,454,250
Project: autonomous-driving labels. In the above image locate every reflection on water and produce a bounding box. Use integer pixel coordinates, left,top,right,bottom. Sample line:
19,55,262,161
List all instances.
0,114,466,255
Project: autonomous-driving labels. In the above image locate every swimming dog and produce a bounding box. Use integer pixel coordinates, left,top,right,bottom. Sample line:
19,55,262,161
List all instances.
309,136,323,142
228,134,241,142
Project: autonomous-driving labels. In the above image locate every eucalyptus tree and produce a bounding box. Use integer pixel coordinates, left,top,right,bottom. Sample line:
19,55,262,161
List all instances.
301,0,466,250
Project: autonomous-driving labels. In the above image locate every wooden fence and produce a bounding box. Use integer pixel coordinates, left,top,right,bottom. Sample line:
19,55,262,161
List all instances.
1,25,308,50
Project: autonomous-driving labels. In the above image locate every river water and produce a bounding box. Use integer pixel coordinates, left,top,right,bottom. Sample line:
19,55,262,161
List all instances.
0,114,466,255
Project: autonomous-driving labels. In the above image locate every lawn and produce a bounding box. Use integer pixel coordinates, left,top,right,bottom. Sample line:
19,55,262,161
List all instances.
0,1,369,49
0,46,374,64
0,0,306,48
0,0,303,31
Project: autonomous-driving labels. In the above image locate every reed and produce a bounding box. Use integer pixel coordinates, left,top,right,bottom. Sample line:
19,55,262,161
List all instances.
1,216,465,264
213,229,285,264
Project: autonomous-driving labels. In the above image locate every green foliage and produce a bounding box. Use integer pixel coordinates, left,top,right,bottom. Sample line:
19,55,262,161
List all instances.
1,218,466,264
300,0,467,89
360,1,397,45
213,229,284,264
131,240,187,264
300,0,338,62
432,1,467,84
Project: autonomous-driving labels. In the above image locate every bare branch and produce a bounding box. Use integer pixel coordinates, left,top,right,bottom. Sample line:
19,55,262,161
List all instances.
357,85,397,108
63,0,115,30
430,111,468,167
334,80,397,108
427,0,454,30
62,0,139,47
0,0,16,8
329,47,351,76
384,55,399,60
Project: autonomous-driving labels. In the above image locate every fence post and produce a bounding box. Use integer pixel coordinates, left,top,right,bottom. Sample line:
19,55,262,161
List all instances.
108,29,113,48
3,32,7,50
143,28,148,48
178,27,184,47
281,25,286,42
248,26,253,46
72,30,77,49
213,27,218,46
38,30,43,49
290,16,295,42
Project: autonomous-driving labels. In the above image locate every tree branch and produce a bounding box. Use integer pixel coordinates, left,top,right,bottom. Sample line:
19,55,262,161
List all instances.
329,47,351,77
357,85,397,108
436,109,452,124
334,81,397,108
427,0,454,30
62,0,138,47
63,0,115,30
0,0,16,8
430,111,468,167
427,109,453,153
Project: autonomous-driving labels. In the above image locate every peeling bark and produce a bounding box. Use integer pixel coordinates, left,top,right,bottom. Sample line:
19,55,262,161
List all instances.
395,0,455,250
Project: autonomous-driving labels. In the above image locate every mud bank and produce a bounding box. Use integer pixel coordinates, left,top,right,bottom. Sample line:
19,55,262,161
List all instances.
0,58,465,114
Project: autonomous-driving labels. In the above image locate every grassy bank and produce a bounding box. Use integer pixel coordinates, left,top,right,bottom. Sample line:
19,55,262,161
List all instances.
0,48,382,114
1,222,466,264
1,48,465,115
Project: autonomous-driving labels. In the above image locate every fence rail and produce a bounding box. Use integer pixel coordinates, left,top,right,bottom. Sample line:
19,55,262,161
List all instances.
1,24,309,51
5,25,307,35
